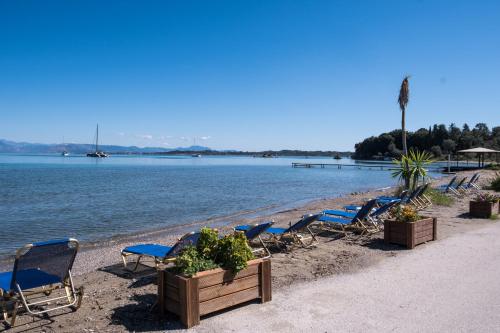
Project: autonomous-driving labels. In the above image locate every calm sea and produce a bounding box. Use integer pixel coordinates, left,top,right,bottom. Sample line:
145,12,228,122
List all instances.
0,154,406,256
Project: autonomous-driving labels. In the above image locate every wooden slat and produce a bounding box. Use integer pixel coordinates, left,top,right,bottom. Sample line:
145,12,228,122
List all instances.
199,287,260,316
197,264,259,289
260,260,272,302
199,275,259,302
165,284,180,302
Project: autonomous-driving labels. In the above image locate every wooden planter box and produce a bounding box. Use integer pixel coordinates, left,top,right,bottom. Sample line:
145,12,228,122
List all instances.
469,201,499,218
384,217,437,249
158,258,271,328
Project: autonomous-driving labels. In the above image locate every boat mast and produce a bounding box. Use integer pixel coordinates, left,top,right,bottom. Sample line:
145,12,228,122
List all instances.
96,124,99,152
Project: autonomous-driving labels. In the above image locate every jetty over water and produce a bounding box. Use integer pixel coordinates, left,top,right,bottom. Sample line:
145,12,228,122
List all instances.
292,162,444,172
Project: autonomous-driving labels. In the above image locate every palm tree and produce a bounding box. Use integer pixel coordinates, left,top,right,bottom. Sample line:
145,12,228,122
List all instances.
398,76,410,156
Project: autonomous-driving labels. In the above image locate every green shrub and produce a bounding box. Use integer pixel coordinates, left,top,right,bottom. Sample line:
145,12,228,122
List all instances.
197,227,219,259
490,172,500,192
391,205,421,222
214,232,254,273
425,188,454,206
175,228,255,277
175,246,218,277
490,214,498,221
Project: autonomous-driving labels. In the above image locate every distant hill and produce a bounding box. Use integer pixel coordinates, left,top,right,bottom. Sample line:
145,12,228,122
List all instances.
0,139,211,154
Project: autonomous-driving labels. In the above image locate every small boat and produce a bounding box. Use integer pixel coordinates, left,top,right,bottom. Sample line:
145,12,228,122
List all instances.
61,151,69,156
333,154,342,160
192,154,202,158
87,124,108,158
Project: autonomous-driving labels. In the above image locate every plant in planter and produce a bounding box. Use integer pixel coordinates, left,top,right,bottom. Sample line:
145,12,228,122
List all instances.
158,228,271,328
384,205,437,249
489,172,500,192
469,193,500,218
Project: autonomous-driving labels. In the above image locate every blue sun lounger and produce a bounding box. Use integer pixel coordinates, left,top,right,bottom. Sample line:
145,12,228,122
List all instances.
235,221,274,258
121,232,201,271
319,199,378,235
324,200,399,224
236,214,322,248
0,238,83,327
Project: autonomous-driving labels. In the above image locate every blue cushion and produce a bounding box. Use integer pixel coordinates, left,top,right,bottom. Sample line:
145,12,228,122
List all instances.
0,269,62,292
0,271,12,291
237,225,286,235
235,225,251,231
324,209,356,218
318,215,352,225
266,227,286,235
122,244,173,258
343,205,362,211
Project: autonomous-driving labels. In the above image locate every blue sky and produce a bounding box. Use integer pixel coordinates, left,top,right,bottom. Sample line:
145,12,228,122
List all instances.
1,1,499,151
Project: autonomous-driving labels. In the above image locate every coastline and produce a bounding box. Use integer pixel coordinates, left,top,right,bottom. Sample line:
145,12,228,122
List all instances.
2,169,496,332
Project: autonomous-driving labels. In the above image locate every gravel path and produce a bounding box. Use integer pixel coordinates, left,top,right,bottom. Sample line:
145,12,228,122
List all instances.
192,222,500,332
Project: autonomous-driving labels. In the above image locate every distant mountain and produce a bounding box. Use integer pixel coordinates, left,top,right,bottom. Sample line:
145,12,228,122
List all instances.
0,139,211,154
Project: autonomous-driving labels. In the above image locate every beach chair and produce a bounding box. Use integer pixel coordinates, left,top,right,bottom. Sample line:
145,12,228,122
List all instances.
235,214,322,249
318,199,378,236
343,191,407,212
413,183,432,208
449,177,468,196
460,173,480,193
234,221,274,258
0,239,83,327
324,200,399,227
437,176,457,194
121,231,201,271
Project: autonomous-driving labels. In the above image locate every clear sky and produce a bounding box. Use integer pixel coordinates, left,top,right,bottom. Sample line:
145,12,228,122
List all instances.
1,1,499,151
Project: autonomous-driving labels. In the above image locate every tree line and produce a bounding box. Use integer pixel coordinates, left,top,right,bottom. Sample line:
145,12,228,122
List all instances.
353,123,500,160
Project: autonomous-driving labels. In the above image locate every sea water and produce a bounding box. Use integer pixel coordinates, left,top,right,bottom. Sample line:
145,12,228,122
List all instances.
0,154,406,256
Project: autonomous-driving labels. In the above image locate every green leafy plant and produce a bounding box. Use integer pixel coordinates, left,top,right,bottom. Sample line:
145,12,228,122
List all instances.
474,193,499,203
489,172,500,192
391,205,421,223
175,246,218,277
197,227,219,259
214,232,254,273
175,228,255,277
392,149,433,190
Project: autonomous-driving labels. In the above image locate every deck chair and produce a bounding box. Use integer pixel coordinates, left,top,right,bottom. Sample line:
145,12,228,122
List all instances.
437,176,457,194
460,173,479,193
318,199,378,236
449,177,468,196
236,214,322,249
121,231,201,271
0,239,83,327
344,191,407,212
412,183,432,208
324,200,398,227
234,221,274,258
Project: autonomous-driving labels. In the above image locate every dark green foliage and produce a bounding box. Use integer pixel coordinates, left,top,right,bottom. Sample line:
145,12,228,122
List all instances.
353,123,500,159
175,246,218,277
175,228,255,277
214,233,255,274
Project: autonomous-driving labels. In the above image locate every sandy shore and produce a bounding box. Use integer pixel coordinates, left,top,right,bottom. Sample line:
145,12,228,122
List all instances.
2,169,498,332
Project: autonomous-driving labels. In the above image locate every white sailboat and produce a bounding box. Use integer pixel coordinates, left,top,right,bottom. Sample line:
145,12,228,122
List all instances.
87,124,108,158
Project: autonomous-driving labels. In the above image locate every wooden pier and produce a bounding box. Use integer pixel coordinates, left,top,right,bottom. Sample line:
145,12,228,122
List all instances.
292,162,395,170
292,162,443,172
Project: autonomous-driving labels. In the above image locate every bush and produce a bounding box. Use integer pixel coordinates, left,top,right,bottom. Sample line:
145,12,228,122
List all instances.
175,246,218,277
391,205,421,222
175,228,255,277
425,188,455,206
215,232,255,273
197,227,219,259
490,172,500,192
